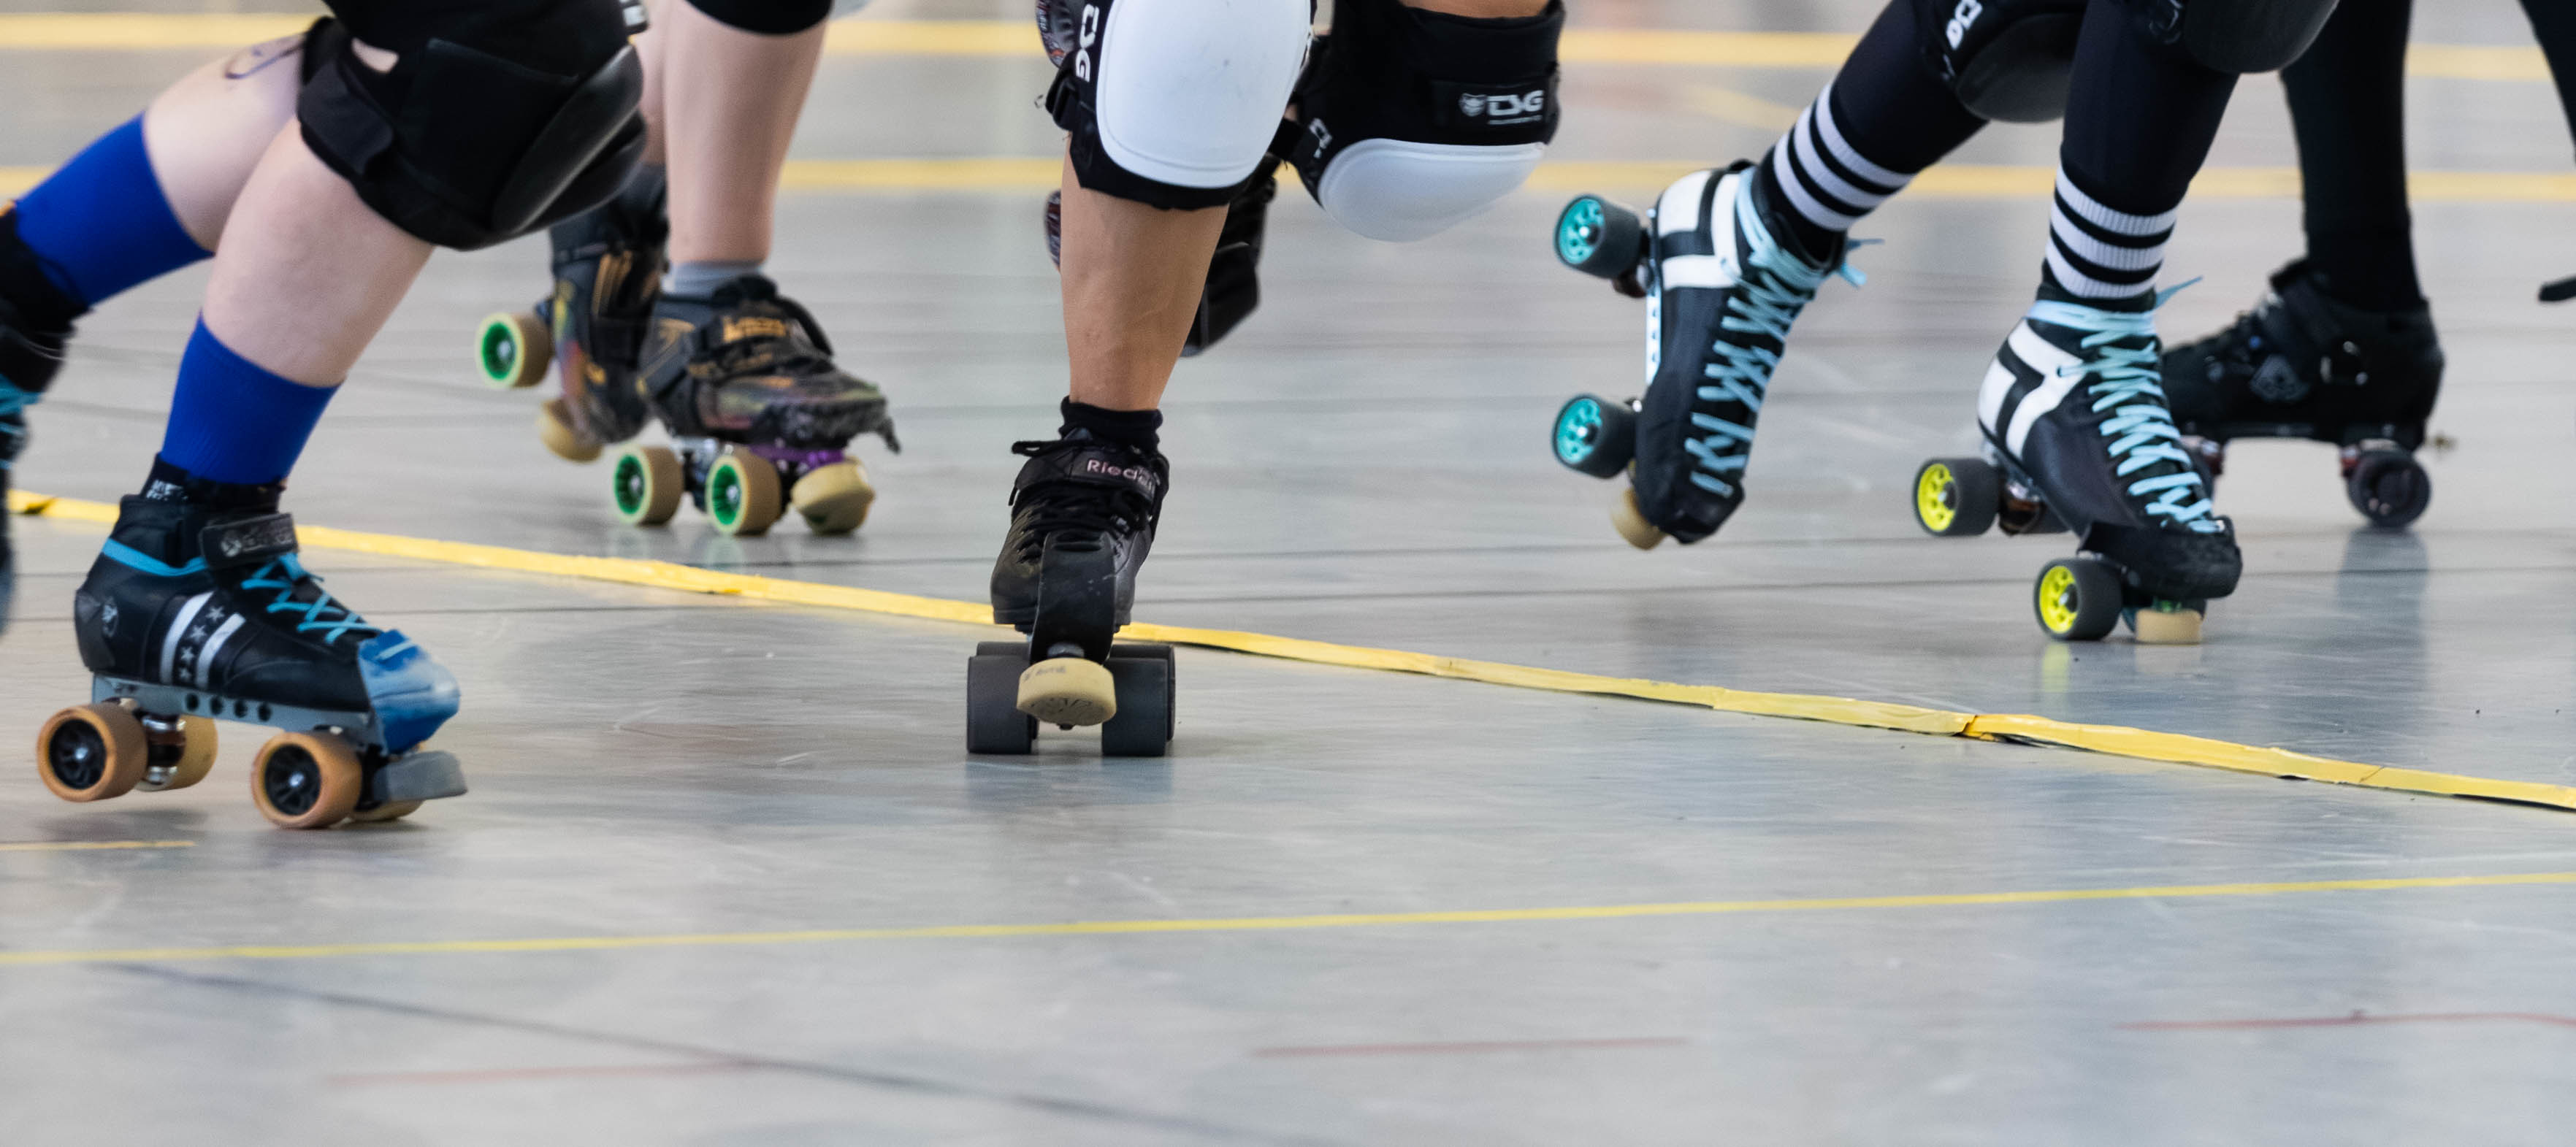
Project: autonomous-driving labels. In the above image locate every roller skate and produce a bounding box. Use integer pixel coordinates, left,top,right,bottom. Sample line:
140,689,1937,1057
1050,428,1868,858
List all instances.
1545,161,1852,548
613,274,898,537
1912,273,2239,644
965,429,1174,757
2161,259,2443,528
474,164,666,462
1042,158,1280,356
37,470,466,828
1,203,86,574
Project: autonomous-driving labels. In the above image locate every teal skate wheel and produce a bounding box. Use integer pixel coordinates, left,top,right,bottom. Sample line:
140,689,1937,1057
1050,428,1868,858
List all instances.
475,310,551,391
1552,394,1636,479
1914,458,2000,537
2034,558,2121,642
1553,195,1644,280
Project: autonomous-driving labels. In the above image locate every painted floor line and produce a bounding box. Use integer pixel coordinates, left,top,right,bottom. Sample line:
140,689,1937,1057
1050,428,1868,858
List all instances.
12,490,2573,813
0,839,194,853
3,871,2569,967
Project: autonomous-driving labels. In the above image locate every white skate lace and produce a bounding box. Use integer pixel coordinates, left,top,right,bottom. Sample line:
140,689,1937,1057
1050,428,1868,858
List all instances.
1684,187,1860,498
2027,293,2221,532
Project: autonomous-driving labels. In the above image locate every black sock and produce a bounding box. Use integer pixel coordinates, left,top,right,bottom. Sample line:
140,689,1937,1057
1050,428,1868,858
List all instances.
2284,0,2425,310
1060,399,1161,452
140,455,275,508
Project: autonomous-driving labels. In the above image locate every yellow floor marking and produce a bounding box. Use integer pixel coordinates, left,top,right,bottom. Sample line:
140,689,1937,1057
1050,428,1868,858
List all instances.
1681,86,1801,131
14,490,2574,813
4,871,2568,967
0,840,193,853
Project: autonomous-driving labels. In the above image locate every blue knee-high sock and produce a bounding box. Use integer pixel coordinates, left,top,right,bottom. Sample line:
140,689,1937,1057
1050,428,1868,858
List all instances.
157,321,337,488
11,116,212,307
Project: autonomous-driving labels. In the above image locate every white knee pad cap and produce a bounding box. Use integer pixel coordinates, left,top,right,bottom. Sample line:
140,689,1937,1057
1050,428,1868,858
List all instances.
1315,139,1545,242
1094,0,1311,190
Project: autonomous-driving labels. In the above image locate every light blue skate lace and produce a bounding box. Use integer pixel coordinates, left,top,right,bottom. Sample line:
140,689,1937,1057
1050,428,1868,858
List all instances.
242,554,397,648
1683,196,1864,498
2026,287,2221,532
0,382,32,469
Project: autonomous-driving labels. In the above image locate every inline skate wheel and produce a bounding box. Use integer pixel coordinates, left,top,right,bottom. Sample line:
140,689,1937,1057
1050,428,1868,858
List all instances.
968,646,1038,753
792,459,876,534
36,702,150,803
1610,488,1666,551
1553,195,1646,280
1553,395,1637,478
475,310,552,390
2127,602,2206,645
537,398,603,464
137,713,218,792
350,800,424,824
706,452,784,537
612,445,686,526
2033,557,2121,642
2346,448,2431,529
250,731,364,830
1913,457,2000,537
1018,657,1117,727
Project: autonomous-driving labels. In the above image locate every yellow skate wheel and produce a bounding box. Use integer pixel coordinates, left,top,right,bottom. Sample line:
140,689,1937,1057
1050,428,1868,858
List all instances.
350,800,424,824
706,451,784,537
538,398,603,464
138,714,218,792
1610,488,1666,551
1017,656,1118,727
792,460,876,535
250,732,363,830
2129,604,2206,645
1914,457,2000,537
475,310,551,390
37,702,149,803
611,445,685,526
2034,558,2121,642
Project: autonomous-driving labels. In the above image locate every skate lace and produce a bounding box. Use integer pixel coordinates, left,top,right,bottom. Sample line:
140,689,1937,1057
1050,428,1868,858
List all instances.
2028,292,2221,532
240,555,393,648
1683,199,1860,497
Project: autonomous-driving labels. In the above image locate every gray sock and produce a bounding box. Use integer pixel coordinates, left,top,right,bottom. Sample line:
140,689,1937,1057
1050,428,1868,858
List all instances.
663,259,765,298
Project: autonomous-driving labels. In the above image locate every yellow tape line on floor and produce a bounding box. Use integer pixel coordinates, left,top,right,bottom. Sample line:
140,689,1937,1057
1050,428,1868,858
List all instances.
12,489,2573,812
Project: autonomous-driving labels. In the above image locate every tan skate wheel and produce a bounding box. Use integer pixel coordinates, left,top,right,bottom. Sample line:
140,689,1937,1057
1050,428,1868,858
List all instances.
349,800,424,824
1017,656,1118,727
249,731,364,830
1610,488,1666,551
2129,606,2205,646
137,714,218,792
475,310,552,390
537,397,603,464
37,702,150,803
706,451,784,537
792,459,876,535
612,445,686,526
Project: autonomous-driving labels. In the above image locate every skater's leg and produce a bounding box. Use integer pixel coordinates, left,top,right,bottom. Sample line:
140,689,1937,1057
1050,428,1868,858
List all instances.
1057,164,1231,413
2282,0,2420,310
2517,0,2576,158
1759,0,1989,258
658,0,828,280
2048,1,2236,301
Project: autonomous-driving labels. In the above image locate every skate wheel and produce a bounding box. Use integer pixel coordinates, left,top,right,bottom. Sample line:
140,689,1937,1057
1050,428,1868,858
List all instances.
968,648,1039,754
1100,651,1174,758
1610,488,1666,551
792,459,876,535
2127,603,2206,645
612,445,686,526
538,398,603,464
138,713,218,792
249,732,364,830
1554,195,1645,280
1914,457,2000,537
2033,558,2121,642
1017,656,1117,728
349,800,424,824
705,451,784,537
1552,395,1636,479
2346,449,2431,529
36,702,150,803
475,310,552,390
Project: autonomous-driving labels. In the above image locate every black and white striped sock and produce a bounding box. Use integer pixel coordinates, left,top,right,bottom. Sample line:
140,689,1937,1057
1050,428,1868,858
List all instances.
1757,83,1913,256
2044,168,2175,301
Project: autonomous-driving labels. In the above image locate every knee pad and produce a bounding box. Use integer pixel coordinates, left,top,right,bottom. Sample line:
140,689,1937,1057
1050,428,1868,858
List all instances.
1045,0,1313,210
2133,0,2340,74
299,1,651,251
1277,0,1562,243
684,0,837,35
1914,0,2085,123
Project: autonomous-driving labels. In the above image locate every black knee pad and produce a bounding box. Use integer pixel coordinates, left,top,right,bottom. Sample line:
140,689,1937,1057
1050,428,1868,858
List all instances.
684,0,836,35
1915,0,2086,122
1277,0,1563,241
300,0,651,250
1044,0,1315,210
2126,0,2342,73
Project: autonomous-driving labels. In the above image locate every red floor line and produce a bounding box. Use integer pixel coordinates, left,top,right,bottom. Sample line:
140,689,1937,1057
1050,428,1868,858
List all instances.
328,1061,758,1086
1251,1036,1689,1058
2121,1011,2576,1032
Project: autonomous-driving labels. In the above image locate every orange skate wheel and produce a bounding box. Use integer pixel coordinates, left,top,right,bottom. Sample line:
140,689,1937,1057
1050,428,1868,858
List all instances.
37,702,150,802
250,732,364,830
138,714,218,792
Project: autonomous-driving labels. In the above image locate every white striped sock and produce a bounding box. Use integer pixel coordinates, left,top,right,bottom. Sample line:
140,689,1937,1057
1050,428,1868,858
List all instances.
1766,83,1911,235
2044,167,2174,300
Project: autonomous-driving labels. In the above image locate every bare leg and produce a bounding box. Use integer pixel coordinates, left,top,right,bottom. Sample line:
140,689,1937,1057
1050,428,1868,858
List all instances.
200,127,430,387
141,34,309,250
657,0,825,265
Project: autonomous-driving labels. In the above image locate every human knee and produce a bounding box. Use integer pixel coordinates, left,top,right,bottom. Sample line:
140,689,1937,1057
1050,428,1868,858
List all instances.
1047,0,1314,210
299,1,651,250
2136,0,2342,74
1281,0,1564,242
1914,0,2086,122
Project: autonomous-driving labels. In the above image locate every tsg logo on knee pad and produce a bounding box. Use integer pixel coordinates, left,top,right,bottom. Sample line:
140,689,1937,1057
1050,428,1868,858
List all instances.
1456,87,1546,126
1072,4,1099,80
1946,0,1984,48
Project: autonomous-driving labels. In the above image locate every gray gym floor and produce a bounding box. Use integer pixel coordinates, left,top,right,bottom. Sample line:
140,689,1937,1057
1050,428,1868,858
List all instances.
7,1,2576,1143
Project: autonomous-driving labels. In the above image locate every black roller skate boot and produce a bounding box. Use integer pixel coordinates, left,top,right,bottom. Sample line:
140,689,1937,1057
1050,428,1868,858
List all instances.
39,464,467,827
1043,158,1280,356
1,204,88,574
966,429,1174,757
1914,270,2239,644
474,164,668,463
619,273,897,537
2162,259,2444,528
1546,161,1851,549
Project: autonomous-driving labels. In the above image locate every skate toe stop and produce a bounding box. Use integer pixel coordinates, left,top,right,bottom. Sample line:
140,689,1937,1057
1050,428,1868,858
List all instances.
1611,489,1666,551
1017,657,1117,726
2130,608,2205,645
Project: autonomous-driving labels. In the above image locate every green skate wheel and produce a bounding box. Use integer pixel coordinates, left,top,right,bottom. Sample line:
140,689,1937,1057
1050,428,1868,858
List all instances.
1553,195,1644,280
705,451,784,537
1914,458,2000,537
611,445,685,526
1552,394,1636,479
2034,558,2121,642
475,310,551,391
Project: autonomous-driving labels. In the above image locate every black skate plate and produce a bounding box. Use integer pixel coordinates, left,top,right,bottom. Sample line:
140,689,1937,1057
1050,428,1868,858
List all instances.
370,751,467,804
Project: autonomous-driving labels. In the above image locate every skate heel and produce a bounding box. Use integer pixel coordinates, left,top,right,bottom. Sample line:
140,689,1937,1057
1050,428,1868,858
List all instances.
1609,488,1665,551
2128,602,2204,645
790,458,875,534
1017,653,1117,726
538,397,603,463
